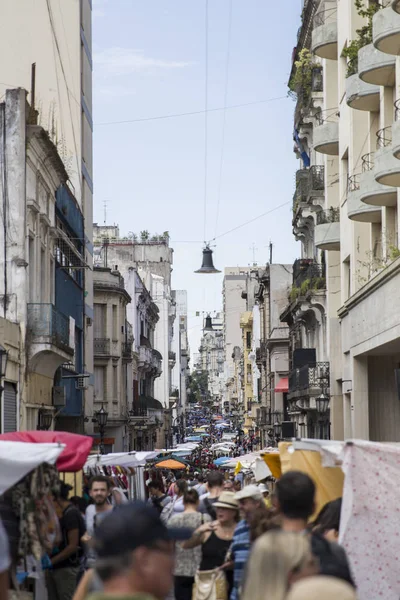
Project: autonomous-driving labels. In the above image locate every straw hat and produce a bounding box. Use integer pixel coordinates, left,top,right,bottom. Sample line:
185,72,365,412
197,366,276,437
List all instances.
213,491,239,511
286,576,356,600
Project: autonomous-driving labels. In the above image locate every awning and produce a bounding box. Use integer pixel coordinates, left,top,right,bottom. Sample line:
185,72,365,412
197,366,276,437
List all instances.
275,377,288,393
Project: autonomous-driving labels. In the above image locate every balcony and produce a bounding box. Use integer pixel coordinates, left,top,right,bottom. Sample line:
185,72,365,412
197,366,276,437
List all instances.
122,341,133,361
373,4,400,56
347,174,382,223
293,259,326,290
393,0,400,15
27,304,72,352
168,350,176,368
311,4,338,60
94,338,111,356
293,166,325,213
391,101,400,159
315,208,340,251
359,152,397,206
345,73,380,111
358,43,395,86
138,346,152,369
288,362,330,399
27,304,74,376
314,112,339,155
151,349,163,377
375,126,400,186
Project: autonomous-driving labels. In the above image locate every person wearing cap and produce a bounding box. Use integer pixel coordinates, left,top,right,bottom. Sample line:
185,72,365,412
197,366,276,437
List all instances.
229,485,264,600
85,502,191,600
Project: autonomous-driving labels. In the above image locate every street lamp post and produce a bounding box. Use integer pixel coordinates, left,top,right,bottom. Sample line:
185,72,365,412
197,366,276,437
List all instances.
95,405,108,454
37,404,53,431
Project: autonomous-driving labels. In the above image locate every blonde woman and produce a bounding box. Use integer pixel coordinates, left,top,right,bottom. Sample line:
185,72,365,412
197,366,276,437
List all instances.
241,531,318,600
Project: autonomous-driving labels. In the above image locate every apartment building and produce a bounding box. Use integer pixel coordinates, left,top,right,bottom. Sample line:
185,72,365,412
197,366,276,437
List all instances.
287,0,400,441
171,290,190,416
0,1,94,431
93,267,134,452
197,313,225,412
222,268,250,411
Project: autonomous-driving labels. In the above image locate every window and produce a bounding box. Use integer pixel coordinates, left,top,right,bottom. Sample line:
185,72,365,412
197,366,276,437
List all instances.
28,237,35,302
94,304,106,338
247,364,252,384
112,305,118,340
113,366,118,402
40,247,46,302
94,366,105,402
343,257,351,300
246,331,251,349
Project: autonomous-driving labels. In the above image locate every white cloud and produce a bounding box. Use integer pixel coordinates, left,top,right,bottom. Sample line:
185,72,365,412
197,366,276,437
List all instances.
94,47,191,76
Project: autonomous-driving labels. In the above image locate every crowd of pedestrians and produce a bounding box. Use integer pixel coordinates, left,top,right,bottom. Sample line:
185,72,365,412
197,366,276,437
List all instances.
57,466,356,600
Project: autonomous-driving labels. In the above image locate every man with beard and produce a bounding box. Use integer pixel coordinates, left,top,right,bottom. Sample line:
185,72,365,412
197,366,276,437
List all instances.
83,476,113,568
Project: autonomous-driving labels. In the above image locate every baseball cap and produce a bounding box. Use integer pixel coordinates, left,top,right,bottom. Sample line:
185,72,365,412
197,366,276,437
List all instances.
234,484,263,501
93,502,192,558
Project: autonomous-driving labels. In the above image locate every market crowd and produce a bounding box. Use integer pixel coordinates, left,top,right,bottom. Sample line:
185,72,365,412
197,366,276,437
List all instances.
0,466,357,600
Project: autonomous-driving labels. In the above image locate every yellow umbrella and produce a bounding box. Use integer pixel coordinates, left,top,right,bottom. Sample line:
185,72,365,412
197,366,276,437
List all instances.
155,459,186,470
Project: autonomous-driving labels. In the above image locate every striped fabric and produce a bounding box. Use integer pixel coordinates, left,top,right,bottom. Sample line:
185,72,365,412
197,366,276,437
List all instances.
230,520,251,600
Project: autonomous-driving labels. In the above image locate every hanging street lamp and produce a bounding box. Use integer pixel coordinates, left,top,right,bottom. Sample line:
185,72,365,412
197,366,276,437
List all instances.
195,245,221,274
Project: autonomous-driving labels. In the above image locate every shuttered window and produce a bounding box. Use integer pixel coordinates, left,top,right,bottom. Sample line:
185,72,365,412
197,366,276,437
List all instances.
3,382,17,433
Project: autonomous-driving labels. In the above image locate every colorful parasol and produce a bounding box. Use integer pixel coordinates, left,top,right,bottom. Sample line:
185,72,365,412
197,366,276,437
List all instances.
155,459,186,469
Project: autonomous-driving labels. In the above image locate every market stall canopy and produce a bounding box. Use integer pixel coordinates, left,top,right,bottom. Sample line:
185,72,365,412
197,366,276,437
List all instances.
214,456,231,466
0,441,65,495
84,450,158,470
155,459,186,469
0,431,93,472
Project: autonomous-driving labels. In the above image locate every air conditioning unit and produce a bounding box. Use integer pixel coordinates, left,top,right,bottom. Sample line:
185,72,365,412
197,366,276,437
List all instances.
75,375,89,390
52,386,66,407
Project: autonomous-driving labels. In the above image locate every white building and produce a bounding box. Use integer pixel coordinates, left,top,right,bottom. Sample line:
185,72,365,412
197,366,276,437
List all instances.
0,0,94,431
171,290,190,415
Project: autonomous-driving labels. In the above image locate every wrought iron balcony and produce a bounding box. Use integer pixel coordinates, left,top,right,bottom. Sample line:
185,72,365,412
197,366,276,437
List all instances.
294,166,325,210
292,259,325,289
94,338,111,356
27,304,72,351
122,341,132,359
289,362,330,394
316,207,340,225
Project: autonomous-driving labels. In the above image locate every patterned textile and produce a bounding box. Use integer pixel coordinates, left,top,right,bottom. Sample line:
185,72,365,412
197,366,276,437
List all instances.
339,440,400,600
11,463,60,559
229,520,250,600
168,512,210,576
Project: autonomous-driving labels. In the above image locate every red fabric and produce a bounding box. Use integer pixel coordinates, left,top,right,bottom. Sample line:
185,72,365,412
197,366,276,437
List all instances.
274,377,289,393
0,431,93,472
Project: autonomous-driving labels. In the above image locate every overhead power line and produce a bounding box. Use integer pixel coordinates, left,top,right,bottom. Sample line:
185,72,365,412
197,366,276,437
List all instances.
95,96,289,127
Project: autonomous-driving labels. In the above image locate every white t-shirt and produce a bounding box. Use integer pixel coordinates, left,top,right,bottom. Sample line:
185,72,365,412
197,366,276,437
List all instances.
0,519,10,573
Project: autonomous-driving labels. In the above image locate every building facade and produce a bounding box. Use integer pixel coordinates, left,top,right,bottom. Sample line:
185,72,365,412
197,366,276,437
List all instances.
286,0,400,442
93,267,134,452
0,0,94,433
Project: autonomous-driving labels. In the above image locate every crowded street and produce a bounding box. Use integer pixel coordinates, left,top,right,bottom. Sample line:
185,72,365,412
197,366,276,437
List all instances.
1,0,400,598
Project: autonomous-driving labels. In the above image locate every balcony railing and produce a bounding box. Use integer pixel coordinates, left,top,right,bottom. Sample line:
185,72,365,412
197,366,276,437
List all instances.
362,152,374,172
316,207,340,225
27,304,71,350
122,341,132,358
94,338,111,356
377,126,392,149
347,174,360,192
294,166,325,209
314,6,337,27
293,259,325,289
289,362,330,393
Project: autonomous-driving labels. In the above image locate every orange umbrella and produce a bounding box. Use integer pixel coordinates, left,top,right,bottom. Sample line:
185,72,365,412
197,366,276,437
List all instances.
155,459,186,470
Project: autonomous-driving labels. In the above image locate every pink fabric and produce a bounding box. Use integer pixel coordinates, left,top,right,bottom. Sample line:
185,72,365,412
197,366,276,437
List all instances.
0,431,93,472
340,440,400,600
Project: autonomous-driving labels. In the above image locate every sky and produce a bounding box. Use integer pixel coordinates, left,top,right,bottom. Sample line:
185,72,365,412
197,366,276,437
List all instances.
92,0,301,354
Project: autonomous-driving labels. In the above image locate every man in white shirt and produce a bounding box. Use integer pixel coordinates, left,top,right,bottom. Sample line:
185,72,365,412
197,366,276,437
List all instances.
83,476,113,568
